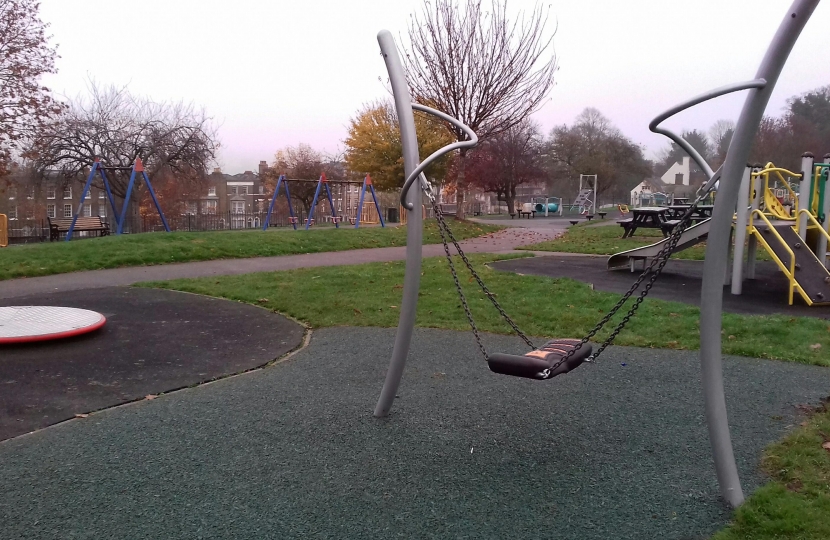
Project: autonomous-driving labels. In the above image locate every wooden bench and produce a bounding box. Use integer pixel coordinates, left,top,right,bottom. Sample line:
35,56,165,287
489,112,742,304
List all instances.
518,210,535,219
48,216,110,241
617,218,635,238
660,219,681,236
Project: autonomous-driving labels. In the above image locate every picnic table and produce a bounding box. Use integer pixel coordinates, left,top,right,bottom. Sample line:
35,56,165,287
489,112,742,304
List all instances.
618,207,669,238
665,204,714,222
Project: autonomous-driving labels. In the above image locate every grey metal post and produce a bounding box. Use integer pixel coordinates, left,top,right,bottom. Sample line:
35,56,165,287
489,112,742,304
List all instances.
698,0,818,507
798,152,815,240
820,154,830,266
746,165,763,279
374,30,423,417
731,166,752,294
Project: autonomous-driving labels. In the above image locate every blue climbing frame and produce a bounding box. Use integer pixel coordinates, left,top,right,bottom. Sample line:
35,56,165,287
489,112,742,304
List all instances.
306,173,339,230
66,159,123,241
354,174,385,228
114,158,170,235
262,174,298,230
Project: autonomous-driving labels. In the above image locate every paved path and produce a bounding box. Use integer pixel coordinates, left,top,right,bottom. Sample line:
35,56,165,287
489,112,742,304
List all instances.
0,225,567,300
3,326,829,539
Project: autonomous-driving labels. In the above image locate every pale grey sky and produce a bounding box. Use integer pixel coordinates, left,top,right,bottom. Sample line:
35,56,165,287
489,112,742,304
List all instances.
39,0,828,174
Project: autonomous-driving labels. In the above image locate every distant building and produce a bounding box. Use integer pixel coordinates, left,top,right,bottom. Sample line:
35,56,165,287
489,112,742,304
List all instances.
630,157,700,206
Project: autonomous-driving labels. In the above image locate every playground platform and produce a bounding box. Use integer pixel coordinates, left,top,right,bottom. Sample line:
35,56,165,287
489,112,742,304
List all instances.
2,326,829,539
0,287,305,441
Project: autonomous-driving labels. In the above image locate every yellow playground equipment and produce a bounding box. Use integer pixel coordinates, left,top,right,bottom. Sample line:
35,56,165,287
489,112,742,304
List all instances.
736,155,830,305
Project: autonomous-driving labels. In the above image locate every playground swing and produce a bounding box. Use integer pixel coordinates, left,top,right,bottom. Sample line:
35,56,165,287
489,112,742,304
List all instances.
381,94,710,381
424,168,707,380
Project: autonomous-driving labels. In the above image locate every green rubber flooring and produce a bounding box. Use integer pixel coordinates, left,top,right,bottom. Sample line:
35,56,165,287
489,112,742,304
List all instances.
2,327,828,539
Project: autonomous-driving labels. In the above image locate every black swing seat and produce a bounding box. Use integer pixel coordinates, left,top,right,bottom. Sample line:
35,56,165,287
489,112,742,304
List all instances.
488,338,592,380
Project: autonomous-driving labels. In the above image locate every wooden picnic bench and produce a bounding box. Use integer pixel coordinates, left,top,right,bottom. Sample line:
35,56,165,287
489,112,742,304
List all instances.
48,216,110,241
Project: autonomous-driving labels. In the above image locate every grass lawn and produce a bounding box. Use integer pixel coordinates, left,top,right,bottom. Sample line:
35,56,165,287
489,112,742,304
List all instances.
522,221,771,261
713,399,830,540
141,253,830,539
140,253,830,366
0,220,500,281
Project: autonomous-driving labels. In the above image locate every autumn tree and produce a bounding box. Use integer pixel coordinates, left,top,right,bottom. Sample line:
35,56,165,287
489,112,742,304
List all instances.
546,108,650,204
452,119,545,214
344,99,453,191
31,82,219,215
0,0,63,177
402,0,556,218
708,119,735,169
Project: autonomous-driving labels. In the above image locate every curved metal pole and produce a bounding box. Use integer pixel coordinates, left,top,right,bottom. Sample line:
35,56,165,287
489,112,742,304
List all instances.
697,0,818,508
374,30,423,417
399,104,478,209
649,79,766,180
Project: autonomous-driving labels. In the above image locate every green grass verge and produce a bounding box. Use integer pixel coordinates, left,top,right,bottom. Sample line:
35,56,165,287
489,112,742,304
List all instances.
522,221,770,261
712,399,830,540
138,253,830,366
0,220,500,281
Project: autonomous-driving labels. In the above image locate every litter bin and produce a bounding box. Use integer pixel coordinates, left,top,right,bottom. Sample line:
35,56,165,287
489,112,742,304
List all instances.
387,207,399,223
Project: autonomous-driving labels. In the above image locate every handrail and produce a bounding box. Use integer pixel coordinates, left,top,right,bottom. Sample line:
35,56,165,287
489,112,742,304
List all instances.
795,208,830,247
750,209,796,304
399,103,478,209
754,162,800,218
649,78,767,185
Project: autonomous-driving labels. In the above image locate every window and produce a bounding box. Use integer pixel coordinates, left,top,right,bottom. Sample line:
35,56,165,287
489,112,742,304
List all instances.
259,185,264,194
229,186,238,195
63,186,72,199
26,207,35,219
208,186,216,196
8,189,15,200
47,204,56,218
239,185,248,195
27,187,34,199
46,186,56,199
98,204,107,218
186,202,197,215
98,189,105,199
231,201,245,214
8,206,17,220
204,200,217,214
63,204,72,217
83,204,92,217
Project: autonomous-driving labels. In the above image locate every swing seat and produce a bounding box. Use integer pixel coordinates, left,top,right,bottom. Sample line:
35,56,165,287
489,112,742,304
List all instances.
488,338,592,380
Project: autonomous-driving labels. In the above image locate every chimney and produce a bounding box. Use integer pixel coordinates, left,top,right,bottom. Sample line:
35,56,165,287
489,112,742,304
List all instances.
259,160,268,176
213,167,222,174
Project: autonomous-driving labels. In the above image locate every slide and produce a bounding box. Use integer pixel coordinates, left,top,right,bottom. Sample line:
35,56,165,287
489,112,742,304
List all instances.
607,218,712,271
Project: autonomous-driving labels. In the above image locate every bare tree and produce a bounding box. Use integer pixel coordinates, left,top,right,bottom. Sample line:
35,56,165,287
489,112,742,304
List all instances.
455,119,544,214
546,108,650,203
270,143,344,213
31,82,219,206
0,0,63,177
402,0,556,219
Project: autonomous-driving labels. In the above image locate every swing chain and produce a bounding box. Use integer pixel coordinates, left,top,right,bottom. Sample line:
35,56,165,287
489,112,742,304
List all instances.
429,194,536,355
423,179,707,374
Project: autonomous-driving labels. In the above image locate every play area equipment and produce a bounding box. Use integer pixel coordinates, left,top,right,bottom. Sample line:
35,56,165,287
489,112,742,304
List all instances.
374,0,818,509
532,196,560,215
609,157,830,305
66,158,170,240
262,173,385,230
0,306,106,344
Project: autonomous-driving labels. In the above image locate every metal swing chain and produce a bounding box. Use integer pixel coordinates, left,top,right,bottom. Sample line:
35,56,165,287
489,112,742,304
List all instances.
427,188,536,356
539,191,708,374
423,179,706,373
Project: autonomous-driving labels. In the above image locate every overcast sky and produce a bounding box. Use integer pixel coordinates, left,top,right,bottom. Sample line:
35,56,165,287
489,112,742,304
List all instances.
39,0,828,174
